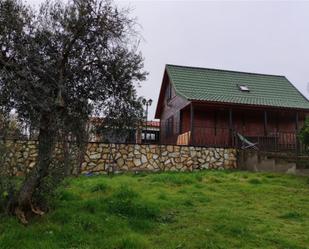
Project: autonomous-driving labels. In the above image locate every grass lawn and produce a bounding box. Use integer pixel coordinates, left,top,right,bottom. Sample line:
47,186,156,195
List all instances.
0,171,308,249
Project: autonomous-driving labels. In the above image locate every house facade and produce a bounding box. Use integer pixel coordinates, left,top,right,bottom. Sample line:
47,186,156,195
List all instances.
155,65,309,151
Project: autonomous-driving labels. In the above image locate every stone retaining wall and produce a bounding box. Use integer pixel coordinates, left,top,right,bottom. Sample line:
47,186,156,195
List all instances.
1,140,237,176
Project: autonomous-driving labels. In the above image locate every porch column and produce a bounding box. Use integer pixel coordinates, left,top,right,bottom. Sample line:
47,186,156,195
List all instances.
179,111,182,134
264,111,268,136
229,109,233,146
190,103,194,145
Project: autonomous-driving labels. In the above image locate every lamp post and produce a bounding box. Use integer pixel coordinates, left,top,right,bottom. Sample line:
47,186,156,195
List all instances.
142,98,152,143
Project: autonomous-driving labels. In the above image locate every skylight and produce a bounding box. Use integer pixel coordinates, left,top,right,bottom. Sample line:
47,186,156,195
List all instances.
238,85,250,92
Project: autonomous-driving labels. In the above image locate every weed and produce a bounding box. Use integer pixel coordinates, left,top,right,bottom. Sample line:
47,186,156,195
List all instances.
157,211,177,224
150,173,196,185
248,178,262,184
82,199,98,214
56,190,80,201
106,185,159,219
90,182,108,193
279,211,302,220
116,234,149,249
158,192,167,200
182,199,194,206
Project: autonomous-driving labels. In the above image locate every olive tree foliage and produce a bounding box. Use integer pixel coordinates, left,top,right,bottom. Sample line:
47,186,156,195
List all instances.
0,0,146,223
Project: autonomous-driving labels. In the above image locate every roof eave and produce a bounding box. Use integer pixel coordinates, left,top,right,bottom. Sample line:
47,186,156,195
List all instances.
154,67,169,119
155,65,190,119
189,99,309,112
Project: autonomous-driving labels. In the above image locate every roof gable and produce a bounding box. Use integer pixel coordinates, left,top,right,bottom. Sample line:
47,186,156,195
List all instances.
165,64,309,110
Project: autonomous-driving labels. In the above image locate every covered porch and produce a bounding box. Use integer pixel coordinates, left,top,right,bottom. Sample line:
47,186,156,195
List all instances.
162,102,305,152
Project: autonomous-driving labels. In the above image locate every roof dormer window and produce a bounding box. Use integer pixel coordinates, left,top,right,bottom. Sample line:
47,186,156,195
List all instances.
238,85,250,92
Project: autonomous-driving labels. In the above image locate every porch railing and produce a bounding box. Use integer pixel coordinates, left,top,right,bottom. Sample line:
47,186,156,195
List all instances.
160,124,305,153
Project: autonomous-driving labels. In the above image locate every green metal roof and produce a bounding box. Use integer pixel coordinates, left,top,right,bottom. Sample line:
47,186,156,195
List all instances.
166,64,309,110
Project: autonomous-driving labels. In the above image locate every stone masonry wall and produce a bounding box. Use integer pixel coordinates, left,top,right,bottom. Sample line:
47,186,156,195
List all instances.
1,140,237,176
0,140,79,176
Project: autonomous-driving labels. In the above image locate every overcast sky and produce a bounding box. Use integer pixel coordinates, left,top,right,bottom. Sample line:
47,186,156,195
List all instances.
26,0,309,120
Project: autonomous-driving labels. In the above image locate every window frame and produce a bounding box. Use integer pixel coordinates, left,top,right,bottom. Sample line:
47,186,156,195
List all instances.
166,83,172,102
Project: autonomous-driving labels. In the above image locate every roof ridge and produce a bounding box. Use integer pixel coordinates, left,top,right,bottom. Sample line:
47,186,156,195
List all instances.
166,64,286,78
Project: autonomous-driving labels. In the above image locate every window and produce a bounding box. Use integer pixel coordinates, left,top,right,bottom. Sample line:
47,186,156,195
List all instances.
142,132,156,141
165,116,174,138
166,83,172,101
238,85,250,92
147,133,155,140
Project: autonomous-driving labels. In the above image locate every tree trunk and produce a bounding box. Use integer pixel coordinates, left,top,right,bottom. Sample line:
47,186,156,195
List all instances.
75,122,88,176
11,112,55,224
63,134,71,176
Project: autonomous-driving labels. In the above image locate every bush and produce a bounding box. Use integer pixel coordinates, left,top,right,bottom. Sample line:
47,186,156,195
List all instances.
0,176,19,215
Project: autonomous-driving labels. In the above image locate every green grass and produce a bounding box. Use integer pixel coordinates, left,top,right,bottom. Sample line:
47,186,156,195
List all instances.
0,171,308,249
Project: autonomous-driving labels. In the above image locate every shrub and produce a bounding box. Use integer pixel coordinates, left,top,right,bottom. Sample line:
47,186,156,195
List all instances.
0,142,15,214
0,176,19,215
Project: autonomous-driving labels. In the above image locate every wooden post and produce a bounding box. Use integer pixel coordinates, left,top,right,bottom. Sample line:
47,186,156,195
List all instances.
229,109,233,147
190,103,194,145
264,111,268,136
179,111,182,135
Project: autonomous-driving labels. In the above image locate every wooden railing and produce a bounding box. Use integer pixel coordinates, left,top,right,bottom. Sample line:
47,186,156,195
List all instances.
161,125,304,153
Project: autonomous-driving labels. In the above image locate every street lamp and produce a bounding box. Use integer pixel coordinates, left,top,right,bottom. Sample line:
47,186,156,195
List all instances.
142,98,152,143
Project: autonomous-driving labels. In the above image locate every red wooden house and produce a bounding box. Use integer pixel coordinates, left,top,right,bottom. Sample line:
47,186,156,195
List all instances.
155,65,309,151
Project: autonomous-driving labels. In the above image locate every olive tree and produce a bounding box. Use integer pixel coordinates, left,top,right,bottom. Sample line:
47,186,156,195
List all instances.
0,0,146,223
